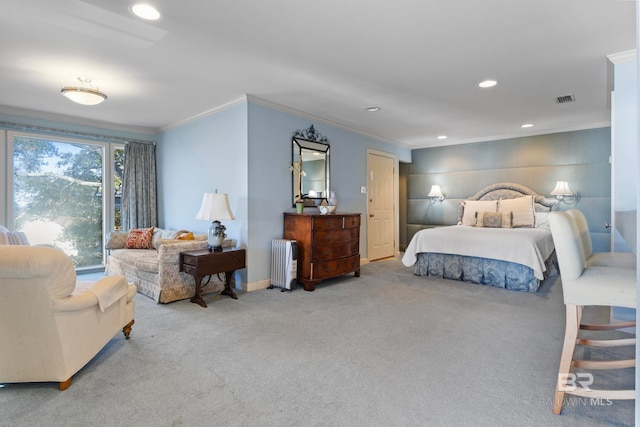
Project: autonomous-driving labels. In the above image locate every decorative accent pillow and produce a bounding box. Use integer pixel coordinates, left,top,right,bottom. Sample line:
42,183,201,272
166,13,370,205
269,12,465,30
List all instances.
461,200,499,226
476,211,512,228
177,231,194,240
125,227,155,249
105,230,128,249
498,196,535,228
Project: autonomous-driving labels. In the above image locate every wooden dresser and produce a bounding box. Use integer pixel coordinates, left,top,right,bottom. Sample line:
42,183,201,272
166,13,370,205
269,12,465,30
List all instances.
283,212,361,291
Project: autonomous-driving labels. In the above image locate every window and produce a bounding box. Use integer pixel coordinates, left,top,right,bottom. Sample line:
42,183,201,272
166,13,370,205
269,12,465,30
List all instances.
8,132,123,269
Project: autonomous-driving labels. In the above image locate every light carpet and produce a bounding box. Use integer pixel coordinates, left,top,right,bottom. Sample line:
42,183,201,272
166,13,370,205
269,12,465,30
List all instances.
0,259,634,427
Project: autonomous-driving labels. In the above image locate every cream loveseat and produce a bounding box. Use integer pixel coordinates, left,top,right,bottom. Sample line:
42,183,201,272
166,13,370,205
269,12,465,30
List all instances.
105,228,224,303
0,245,135,390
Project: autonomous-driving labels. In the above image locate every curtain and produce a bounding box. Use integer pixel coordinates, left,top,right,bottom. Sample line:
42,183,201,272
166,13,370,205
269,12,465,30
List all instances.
122,142,157,230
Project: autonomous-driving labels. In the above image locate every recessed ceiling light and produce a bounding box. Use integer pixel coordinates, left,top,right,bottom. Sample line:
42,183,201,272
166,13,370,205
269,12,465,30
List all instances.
437,135,448,140
478,80,497,88
130,3,161,20
365,107,380,112
521,123,534,128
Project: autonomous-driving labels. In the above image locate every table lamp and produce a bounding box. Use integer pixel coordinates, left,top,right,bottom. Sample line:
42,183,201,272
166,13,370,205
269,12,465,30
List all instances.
195,191,235,251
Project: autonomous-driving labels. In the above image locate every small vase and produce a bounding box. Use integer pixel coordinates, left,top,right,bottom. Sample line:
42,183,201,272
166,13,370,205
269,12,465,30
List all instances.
295,202,304,214
327,191,337,208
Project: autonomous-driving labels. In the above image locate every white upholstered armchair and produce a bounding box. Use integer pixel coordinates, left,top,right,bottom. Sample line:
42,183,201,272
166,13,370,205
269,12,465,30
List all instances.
0,246,136,390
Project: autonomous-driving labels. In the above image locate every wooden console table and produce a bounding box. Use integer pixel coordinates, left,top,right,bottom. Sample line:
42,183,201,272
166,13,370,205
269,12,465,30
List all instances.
179,248,246,307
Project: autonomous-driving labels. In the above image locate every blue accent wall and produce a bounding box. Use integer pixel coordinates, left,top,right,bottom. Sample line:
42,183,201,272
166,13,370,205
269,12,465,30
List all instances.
401,128,612,252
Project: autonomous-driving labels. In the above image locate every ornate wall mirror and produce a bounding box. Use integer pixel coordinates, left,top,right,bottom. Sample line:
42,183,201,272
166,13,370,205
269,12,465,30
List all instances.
291,125,330,206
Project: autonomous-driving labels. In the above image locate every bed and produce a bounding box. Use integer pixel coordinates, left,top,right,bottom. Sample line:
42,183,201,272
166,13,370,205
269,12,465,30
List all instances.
402,182,558,292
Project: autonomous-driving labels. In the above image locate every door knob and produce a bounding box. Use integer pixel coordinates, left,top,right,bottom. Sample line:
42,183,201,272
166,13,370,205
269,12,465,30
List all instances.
370,214,374,218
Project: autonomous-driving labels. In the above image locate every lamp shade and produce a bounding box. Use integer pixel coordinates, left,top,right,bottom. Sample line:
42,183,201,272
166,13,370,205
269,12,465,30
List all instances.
428,185,444,198
550,181,573,196
195,193,235,221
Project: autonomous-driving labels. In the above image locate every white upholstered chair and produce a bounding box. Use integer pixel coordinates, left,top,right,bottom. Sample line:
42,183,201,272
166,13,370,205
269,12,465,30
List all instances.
0,246,136,390
548,211,636,415
566,209,636,269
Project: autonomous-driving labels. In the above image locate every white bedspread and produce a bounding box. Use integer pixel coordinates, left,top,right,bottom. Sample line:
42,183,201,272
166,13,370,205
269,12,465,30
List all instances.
402,225,555,280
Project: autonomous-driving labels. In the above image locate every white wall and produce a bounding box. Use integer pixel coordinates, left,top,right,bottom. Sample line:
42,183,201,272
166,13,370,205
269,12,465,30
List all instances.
611,54,637,251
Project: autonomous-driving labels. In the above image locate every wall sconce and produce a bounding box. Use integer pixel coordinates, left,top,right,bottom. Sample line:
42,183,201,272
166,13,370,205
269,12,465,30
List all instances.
550,181,577,204
427,185,445,203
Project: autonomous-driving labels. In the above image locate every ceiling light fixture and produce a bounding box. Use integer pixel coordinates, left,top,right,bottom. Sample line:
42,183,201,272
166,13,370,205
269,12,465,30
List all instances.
130,3,161,20
478,80,497,88
521,123,534,128
437,135,448,140
61,76,107,106
365,107,381,112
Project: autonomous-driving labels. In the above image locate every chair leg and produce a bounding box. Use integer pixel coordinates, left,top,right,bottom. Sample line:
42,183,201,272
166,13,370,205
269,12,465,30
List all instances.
553,304,581,415
59,378,72,391
122,319,134,340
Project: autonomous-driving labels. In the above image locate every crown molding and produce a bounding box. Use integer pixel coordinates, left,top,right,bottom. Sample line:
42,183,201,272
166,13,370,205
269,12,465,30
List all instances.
158,95,249,133
0,105,156,136
607,49,637,64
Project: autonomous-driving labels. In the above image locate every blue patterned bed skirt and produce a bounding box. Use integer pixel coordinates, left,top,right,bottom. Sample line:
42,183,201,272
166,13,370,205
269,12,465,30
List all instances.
413,252,558,292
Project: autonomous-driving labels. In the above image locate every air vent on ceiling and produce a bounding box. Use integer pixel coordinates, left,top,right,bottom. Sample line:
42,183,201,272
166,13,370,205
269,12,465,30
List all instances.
555,94,575,104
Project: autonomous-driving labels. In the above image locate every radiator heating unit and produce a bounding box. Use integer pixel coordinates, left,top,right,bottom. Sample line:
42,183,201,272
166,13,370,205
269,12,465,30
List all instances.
269,239,298,291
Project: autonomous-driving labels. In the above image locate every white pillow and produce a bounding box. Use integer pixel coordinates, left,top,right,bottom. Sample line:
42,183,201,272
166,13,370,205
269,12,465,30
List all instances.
534,212,550,229
498,196,535,228
461,200,498,226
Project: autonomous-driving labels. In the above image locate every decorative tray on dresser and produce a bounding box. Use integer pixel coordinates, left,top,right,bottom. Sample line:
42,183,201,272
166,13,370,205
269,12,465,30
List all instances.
283,212,361,291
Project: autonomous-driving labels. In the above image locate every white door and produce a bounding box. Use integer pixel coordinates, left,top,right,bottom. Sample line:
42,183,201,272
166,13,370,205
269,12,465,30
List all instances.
367,152,395,261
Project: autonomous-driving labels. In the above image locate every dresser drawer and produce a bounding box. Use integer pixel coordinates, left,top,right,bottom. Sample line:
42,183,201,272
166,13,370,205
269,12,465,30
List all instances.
311,241,359,261
313,228,358,245
312,215,361,230
312,216,345,230
342,215,360,229
311,254,360,280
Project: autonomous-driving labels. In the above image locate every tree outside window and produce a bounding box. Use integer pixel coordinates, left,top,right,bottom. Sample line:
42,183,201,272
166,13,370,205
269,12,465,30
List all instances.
12,136,123,268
